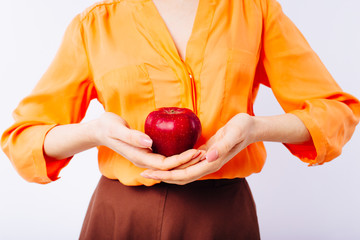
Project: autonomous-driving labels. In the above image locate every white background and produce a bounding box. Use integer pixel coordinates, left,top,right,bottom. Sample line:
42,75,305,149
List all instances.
0,0,359,239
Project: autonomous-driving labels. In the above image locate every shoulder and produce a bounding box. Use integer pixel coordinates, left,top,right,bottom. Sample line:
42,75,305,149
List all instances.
239,0,270,17
249,0,283,19
79,0,124,21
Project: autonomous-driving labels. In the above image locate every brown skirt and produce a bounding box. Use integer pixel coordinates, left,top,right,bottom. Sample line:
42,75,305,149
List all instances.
79,176,260,240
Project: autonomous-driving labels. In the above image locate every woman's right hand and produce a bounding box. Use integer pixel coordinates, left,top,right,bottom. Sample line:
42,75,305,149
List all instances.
91,112,203,171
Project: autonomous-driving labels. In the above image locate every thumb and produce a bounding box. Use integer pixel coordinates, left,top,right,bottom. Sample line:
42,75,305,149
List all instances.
205,135,237,162
115,124,153,148
129,129,153,148
205,148,219,162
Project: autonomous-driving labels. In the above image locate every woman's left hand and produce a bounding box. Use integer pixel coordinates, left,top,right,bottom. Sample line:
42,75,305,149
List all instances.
141,113,256,185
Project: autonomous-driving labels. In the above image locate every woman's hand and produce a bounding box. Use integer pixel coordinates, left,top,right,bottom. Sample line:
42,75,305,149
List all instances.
91,112,203,170
141,113,256,184
44,112,203,171
140,112,312,185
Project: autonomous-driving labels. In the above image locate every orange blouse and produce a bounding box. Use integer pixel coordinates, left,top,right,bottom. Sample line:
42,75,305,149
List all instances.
2,0,360,186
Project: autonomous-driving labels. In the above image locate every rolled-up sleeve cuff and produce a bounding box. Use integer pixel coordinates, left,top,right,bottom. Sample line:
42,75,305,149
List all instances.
31,124,72,183
284,110,328,166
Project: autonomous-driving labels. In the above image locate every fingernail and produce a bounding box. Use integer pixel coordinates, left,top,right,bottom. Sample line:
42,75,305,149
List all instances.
206,149,219,162
191,150,201,159
200,154,207,161
140,137,153,147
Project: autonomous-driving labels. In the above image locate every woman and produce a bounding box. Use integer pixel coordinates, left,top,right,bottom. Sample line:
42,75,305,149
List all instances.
2,0,360,239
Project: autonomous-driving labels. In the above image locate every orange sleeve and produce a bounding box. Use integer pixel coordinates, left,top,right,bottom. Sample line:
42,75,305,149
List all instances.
257,0,360,165
1,14,96,183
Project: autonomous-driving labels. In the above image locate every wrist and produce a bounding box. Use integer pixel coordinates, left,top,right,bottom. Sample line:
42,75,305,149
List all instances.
250,114,312,144
83,119,101,147
251,116,268,143
232,113,258,144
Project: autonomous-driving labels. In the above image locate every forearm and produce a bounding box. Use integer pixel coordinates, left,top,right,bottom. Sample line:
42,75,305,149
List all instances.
252,113,312,144
43,121,97,160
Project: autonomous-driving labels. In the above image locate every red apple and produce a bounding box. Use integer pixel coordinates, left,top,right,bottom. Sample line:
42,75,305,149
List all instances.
144,107,202,157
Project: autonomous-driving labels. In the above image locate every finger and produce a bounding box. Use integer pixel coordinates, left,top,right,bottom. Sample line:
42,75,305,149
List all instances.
112,122,153,149
205,148,219,162
128,146,200,170
174,150,206,169
107,138,153,168
141,159,215,183
109,135,203,170
141,162,208,184
205,129,240,162
156,149,201,170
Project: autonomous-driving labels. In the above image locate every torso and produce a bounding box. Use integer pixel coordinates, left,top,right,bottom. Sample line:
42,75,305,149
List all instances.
152,0,200,60
80,0,266,185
